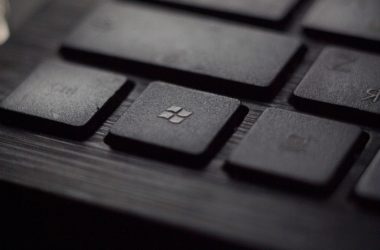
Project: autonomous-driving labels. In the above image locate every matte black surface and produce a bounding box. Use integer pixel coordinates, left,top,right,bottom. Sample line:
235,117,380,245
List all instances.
144,0,301,24
356,150,380,203
2,0,380,250
227,108,363,188
293,47,380,118
107,81,242,163
62,1,302,90
0,59,129,138
303,0,380,46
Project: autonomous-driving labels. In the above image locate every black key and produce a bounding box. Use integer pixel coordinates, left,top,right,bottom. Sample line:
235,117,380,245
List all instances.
62,2,302,92
0,59,130,139
293,47,380,120
226,108,363,188
106,82,244,164
356,151,380,204
303,0,380,47
145,0,301,25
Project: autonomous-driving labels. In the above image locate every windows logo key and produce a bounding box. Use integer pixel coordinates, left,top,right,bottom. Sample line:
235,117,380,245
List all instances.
158,106,193,124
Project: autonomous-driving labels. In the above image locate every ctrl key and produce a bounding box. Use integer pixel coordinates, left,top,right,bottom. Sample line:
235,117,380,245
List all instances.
0,59,131,139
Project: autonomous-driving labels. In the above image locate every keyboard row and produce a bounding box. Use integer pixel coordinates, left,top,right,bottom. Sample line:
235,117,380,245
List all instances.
60,1,380,119
134,0,380,47
61,0,380,97
0,58,379,202
136,0,380,48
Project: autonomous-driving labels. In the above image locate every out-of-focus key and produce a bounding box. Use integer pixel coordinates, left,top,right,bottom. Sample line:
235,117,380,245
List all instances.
62,2,302,94
356,150,380,204
303,0,380,48
145,0,301,25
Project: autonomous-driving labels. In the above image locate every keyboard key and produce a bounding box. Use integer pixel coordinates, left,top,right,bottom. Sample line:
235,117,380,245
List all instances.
63,2,302,92
106,82,243,164
303,0,380,46
356,151,380,204
293,47,380,118
226,108,363,188
145,0,301,24
0,59,130,138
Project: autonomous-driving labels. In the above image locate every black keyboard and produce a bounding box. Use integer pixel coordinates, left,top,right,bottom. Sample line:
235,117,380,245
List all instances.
1,0,380,249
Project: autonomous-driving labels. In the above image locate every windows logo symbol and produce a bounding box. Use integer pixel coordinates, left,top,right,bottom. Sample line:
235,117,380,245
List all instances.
158,106,193,124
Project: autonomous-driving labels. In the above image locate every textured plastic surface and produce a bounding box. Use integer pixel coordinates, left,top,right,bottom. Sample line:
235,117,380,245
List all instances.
107,81,241,159
63,2,302,89
0,59,129,136
294,47,380,116
227,108,363,187
303,0,380,44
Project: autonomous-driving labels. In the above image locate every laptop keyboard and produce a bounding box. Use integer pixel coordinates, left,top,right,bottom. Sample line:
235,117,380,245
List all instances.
1,0,380,249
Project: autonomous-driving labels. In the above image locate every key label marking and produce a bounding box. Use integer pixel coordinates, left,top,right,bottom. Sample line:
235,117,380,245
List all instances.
158,106,193,124
280,134,311,152
362,89,380,103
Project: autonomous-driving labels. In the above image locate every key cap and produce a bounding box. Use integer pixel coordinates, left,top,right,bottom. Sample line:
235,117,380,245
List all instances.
106,81,243,164
293,47,380,120
0,59,131,139
144,0,301,25
62,2,302,93
303,0,380,47
356,151,380,204
226,108,363,188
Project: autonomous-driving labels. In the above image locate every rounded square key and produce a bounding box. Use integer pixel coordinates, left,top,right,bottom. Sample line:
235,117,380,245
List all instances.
227,108,363,188
106,82,243,163
293,47,380,119
0,59,131,138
